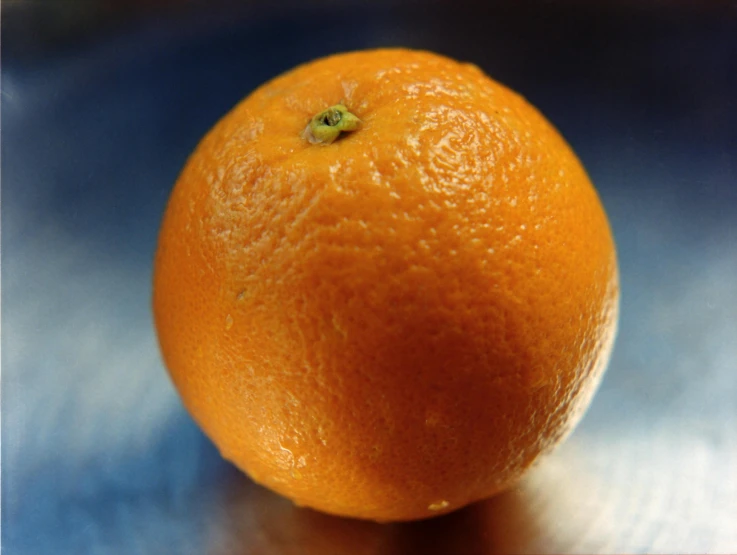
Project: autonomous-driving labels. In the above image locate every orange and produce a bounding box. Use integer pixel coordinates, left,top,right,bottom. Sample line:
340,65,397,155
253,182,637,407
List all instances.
153,49,619,522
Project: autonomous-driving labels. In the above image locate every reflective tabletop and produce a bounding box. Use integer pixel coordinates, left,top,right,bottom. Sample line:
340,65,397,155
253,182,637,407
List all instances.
3,4,736,554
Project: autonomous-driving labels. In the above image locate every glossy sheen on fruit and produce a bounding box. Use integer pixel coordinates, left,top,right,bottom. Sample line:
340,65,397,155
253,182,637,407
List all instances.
153,49,619,522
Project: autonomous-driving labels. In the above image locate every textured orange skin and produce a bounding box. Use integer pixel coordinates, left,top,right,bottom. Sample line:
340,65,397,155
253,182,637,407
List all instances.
153,49,619,522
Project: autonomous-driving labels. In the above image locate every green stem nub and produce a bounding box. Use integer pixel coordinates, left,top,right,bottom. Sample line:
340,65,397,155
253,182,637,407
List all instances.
302,104,362,145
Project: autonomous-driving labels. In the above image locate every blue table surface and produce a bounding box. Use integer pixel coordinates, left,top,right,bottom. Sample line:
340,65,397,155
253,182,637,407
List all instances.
3,6,736,554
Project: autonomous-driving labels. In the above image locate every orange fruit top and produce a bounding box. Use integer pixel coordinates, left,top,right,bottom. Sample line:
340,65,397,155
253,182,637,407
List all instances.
153,48,619,522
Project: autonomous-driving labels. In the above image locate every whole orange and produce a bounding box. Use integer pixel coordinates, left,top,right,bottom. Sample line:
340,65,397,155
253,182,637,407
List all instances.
153,49,619,522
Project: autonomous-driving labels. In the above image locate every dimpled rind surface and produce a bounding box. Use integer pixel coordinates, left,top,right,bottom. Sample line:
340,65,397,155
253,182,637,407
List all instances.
153,49,619,522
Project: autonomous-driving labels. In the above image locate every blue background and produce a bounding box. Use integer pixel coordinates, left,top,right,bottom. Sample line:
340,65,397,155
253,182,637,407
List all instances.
3,4,736,553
